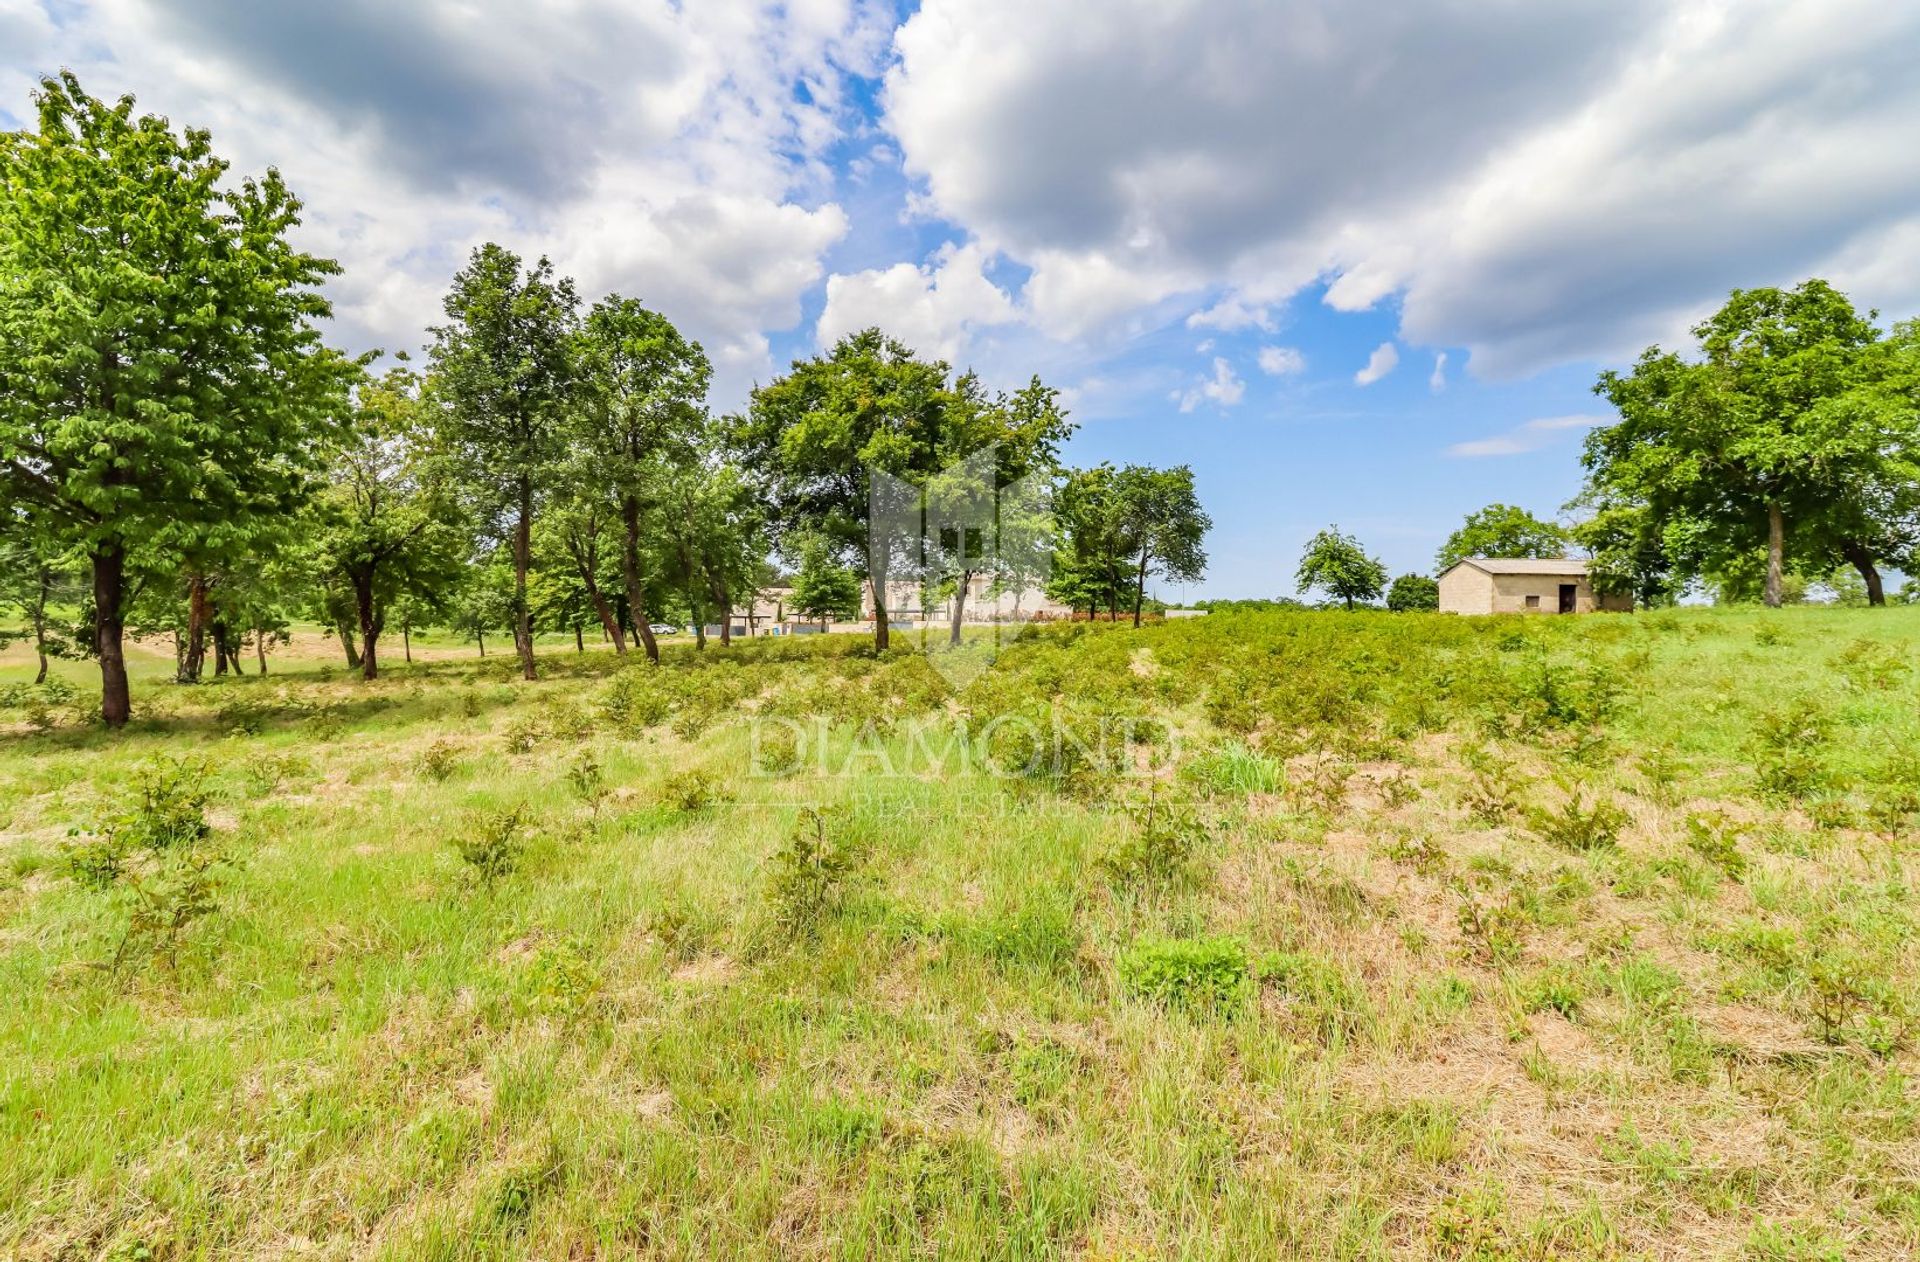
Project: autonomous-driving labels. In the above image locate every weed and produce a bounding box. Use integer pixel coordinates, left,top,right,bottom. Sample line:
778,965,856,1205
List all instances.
766,808,862,939
1118,936,1253,1015
1831,638,1908,692
1100,785,1206,889
1753,698,1831,799
1684,812,1750,879
659,767,730,813
455,804,530,889
503,714,545,755
419,738,460,782
1527,785,1629,851
1185,741,1282,796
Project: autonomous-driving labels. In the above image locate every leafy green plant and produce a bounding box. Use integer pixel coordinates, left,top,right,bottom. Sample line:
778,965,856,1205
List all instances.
1752,698,1831,799
419,738,460,782
1100,786,1206,888
1527,787,1629,851
455,804,529,889
659,767,730,813
1683,812,1749,878
1117,936,1252,1015
765,808,862,939
567,748,608,815
503,714,545,755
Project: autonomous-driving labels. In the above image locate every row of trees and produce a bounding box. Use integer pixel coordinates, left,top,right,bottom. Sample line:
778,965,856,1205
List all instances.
1,77,1215,725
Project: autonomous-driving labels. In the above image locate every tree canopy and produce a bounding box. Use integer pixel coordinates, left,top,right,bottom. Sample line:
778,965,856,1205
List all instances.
1296,527,1386,610
1435,504,1568,573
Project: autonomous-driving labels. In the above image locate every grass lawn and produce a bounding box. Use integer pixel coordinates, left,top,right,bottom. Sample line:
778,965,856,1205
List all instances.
2,607,1917,1259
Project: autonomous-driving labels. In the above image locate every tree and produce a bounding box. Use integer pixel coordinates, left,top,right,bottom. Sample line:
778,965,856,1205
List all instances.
1435,504,1568,573
1048,464,1130,619
788,532,862,630
0,522,78,683
0,75,348,725
1296,527,1386,610
1112,464,1209,627
1386,573,1440,611
736,329,951,652
430,244,577,680
1585,280,1914,607
312,364,469,679
573,296,710,662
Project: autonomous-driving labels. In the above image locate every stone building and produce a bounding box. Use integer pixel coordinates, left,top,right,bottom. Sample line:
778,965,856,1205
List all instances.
1436,558,1632,615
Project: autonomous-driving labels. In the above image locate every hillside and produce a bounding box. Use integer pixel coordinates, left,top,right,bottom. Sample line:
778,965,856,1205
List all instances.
3,608,1918,1259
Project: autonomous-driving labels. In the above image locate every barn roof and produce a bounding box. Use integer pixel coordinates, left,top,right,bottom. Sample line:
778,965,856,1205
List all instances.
1442,557,1591,577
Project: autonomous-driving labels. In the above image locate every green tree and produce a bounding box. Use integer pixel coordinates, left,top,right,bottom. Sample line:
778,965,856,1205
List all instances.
0,74,348,724
573,296,710,661
1296,527,1386,610
1435,503,1568,573
0,521,78,683
1386,573,1440,612
312,364,470,680
430,244,578,679
735,329,951,651
1047,464,1130,619
1113,464,1210,627
1585,280,1915,607
788,532,862,630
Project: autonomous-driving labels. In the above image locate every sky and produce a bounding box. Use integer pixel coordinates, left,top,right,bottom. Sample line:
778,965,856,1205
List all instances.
5,0,1919,599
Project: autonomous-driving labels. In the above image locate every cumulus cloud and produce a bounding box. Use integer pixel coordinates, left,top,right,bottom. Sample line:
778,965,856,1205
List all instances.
816,240,1018,362
1447,414,1609,459
885,0,1920,377
1354,343,1398,387
1257,346,1306,377
1187,296,1275,333
2,0,888,400
1176,357,1245,413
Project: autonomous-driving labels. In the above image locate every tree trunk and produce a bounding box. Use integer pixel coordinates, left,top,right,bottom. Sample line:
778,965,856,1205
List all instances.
93,544,131,728
1841,541,1886,607
513,475,537,681
1764,501,1785,609
180,573,210,683
949,570,970,646
336,620,362,670
354,573,380,681
619,495,660,664
574,622,584,653
476,629,485,657
689,583,707,649
1132,549,1148,628
402,621,411,663
256,629,268,675
872,560,891,652
31,570,49,684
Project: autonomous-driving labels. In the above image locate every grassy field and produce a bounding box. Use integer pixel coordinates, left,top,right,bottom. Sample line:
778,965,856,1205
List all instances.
2,607,1918,1260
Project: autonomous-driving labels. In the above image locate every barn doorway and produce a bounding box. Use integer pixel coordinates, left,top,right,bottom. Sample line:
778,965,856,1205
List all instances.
1558,584,1577,614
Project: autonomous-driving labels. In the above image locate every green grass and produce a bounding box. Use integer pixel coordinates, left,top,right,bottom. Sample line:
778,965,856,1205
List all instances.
2,607,1919,1258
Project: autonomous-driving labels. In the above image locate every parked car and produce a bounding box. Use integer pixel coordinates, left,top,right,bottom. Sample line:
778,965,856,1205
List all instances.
647,623,677,635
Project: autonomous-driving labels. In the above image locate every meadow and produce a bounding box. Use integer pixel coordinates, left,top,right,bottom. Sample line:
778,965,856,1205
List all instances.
2,607,1918,1260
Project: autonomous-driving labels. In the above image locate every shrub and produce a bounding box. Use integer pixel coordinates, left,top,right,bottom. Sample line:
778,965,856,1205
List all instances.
1683,812,1749,879
1117,936,1253,1015
1100,787,1207,889
1257,949,1368,1039
1752,698,1831,799
545,698,594,741
1831,638,1908,692
765,808,862,939
240,751,305,797
121,758,212,851
1527,788,1629,851
419,738,460,782
567,749,608,814
455,804,529,889
659,767,731,813
503,714,545,755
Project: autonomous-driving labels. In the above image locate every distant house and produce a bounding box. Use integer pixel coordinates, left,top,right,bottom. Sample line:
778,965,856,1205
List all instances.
1437,558,1632,615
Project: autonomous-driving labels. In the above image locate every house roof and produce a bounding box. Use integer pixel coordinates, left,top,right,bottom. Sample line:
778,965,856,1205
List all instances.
1442,557,1591,577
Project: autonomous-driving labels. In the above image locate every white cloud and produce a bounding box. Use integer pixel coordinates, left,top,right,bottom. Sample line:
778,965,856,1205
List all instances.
1354,342,1398,387
1176,356,1244,412
1429,352,1448,393
1257,345,1306,377
816,240,1017,362
885,0,1920,377
1447,414,1609,458
1186,295,1274,332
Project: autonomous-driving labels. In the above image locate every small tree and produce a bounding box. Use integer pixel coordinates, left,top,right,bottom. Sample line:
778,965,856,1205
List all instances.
789,533,862,630
0,75,349,724
430,244,578,680
1114,464,1210,627
1436,504,1568,573
1386,573,1440,612
1296,527,1386,610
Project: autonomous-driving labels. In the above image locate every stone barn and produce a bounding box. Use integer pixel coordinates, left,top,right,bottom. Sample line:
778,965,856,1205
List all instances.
1436,558,1632,615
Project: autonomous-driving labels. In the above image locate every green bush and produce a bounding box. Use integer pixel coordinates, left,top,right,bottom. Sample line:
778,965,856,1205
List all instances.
1527,788,1629,851
1118,936,1253,1015
455,804,529,889
766,808,862,939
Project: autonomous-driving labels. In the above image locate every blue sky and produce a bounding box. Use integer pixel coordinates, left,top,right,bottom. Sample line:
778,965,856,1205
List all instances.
6,0,1919,597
